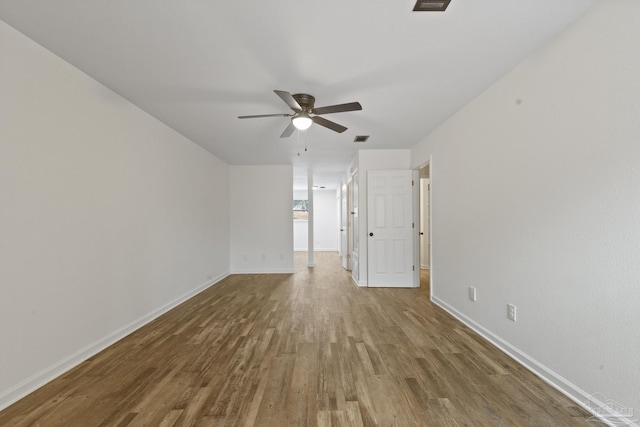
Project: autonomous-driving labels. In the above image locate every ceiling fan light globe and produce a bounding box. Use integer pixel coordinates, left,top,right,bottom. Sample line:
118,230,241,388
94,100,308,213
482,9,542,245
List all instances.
292,116,313,130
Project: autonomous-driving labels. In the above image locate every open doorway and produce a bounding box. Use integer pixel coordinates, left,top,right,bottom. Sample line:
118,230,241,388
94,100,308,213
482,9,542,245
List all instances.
418,162,431,296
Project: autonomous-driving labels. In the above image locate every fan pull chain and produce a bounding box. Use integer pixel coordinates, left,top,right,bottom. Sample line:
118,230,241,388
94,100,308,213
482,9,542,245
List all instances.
302,129,307,152
296,129,308,154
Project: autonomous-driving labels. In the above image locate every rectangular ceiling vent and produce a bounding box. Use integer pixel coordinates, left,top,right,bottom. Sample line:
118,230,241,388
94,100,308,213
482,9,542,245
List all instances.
354,135,369,143
413,0,451,12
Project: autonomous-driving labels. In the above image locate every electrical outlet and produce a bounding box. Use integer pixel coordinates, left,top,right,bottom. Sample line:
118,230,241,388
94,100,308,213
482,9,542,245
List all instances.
469,286,477,302
507,304,517,321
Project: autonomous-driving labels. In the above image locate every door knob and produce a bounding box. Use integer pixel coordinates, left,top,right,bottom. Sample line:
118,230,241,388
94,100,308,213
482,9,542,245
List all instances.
420,232,424,235
369,232,374,237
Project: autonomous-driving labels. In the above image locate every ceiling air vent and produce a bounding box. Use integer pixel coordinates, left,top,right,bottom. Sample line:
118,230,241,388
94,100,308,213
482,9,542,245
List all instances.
354,135,369,143
413,0,451,12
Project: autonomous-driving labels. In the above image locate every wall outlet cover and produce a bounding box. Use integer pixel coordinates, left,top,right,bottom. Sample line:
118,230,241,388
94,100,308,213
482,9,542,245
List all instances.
507,304,517,321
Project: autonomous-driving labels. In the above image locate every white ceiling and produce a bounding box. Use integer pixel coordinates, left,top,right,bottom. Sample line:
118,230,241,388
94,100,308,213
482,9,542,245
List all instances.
0,0,597,189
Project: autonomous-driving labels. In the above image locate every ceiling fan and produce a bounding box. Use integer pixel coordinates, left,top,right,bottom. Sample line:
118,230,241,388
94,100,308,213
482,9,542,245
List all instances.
238,90,362,138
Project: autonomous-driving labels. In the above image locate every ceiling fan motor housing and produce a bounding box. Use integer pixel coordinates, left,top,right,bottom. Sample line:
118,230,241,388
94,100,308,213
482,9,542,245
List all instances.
292,93,315,112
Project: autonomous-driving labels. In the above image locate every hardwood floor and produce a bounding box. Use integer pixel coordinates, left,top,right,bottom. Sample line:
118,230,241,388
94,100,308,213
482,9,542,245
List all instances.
0,252,600,426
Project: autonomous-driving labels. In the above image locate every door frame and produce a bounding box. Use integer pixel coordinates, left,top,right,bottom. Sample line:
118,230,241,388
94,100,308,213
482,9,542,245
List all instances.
415,157,433,297
350,169,359,283
340,180,350,270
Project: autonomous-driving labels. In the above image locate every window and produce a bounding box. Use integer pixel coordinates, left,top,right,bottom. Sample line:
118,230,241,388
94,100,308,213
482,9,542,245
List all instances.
293,199,308,220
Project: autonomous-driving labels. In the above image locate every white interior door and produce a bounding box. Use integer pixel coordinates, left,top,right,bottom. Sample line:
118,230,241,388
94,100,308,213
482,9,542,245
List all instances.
340,182,348,269
367,170,415,287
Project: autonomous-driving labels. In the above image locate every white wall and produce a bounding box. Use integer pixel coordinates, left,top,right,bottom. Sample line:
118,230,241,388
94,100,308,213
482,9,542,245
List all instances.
230,165,294,273
293,189,309,201
293,189,339,252
293,220,308,251
355,150,411,285
293,189,309,251
312,189,339,251
0,20,230,409
411,0,640,418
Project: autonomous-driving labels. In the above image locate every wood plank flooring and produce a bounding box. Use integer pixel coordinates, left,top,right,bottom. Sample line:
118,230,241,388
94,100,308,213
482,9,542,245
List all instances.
0,252,601,426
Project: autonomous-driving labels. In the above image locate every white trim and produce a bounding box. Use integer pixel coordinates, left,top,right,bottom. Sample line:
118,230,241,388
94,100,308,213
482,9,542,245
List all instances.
351,276,367,287
415,156,433,296
412,169,420,288
431,296,637,427
0,272,230,411
427,155,434,301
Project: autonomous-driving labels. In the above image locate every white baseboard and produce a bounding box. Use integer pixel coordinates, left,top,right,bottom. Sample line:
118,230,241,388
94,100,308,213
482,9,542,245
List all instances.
431,296,638,427
351,276,367,287
0,272,229,411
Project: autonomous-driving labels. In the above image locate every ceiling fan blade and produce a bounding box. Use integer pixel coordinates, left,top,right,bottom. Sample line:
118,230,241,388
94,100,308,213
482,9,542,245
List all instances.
238,113,290,119
274,90,302,111
312,116,347,133
313,102,362,115
280,121,296,138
